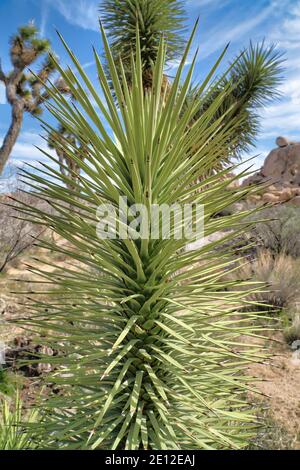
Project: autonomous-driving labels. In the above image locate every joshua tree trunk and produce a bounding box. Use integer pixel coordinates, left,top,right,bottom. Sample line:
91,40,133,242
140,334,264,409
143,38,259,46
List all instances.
0,101,24,175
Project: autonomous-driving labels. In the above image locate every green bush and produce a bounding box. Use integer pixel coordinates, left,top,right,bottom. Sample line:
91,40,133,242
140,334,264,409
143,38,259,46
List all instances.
0,392,39,450
0,369,16,397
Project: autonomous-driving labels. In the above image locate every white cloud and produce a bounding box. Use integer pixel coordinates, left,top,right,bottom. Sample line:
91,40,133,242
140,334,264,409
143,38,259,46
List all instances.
285,56,300,72
254,0,300,144
253,73,300,149
262,99,300,134
0,131,57,192
40,2,49,37
199,4,275,59
11,142,54,162
0,83,6,104
239,148,270,174
166,56,194,73
268,0,300,48
282,2,300,39
280,77,300,105
82,61,96,70
52,0,99,32
17,131,45,145
0,131,56,165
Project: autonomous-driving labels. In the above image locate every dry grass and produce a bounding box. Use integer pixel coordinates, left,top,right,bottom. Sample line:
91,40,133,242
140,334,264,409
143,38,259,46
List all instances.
283,312,300,344
225,250,300,344
249,407,299,450
251,251,300,309
246,206,300,258
226,251,300,307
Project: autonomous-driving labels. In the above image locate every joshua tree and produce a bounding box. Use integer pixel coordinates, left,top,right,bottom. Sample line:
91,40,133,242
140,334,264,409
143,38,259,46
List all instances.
48,125,88,191
99,0,186,89
17,26,267,450
0,23,70,175
100,1,282,165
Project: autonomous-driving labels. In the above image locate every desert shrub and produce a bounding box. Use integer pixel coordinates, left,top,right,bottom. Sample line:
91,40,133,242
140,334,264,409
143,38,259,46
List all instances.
225,251,300,342
282,311,300,344
249,408,298,450
0,192,47,273
250,251,300,309
0,369,17,397
284,319,300,344
223,251,300,309
247,206,300,258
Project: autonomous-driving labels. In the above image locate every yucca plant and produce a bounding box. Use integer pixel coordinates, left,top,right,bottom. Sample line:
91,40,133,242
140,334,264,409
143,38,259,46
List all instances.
0,392,39,450
15,23,268,450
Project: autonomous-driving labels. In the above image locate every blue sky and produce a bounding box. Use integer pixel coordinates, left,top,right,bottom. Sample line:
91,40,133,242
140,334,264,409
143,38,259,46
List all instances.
1,0,300,183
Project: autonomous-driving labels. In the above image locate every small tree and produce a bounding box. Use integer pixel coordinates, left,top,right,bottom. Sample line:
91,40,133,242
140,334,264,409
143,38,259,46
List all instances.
0,192,45,273
0,23,70,175
185,42,283,169
48,125,88,191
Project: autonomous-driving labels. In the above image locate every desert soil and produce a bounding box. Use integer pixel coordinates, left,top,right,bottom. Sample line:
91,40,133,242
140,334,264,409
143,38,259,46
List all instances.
248,333,300,449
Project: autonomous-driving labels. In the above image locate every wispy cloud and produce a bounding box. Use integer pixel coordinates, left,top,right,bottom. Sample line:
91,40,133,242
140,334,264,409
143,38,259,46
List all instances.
261,99,300,137
256,0,300,143
40,2,49,36
166,56,194,74
198,4,275,59
0,131,55,164
282,1,300,40
52,0,99,32
82,61,96,70
239,147,270,174
11,142,51,163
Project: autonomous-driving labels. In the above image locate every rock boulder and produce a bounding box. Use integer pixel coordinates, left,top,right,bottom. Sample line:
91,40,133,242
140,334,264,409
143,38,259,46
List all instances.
244,137,300,188
243,137,300,206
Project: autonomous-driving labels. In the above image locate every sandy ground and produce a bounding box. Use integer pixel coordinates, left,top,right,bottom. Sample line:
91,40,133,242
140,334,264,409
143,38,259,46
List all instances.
248,333,300,448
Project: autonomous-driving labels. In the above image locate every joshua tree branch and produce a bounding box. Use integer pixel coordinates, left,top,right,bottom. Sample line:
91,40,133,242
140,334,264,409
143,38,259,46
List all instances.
31,66,52,98
5,64,26,105
0,24,74,175
0,100,24,175
26,76,69,114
